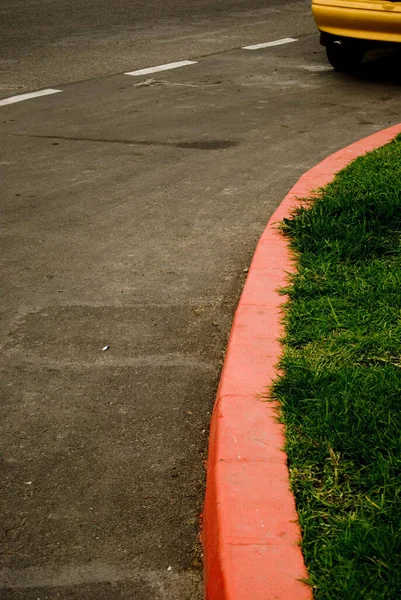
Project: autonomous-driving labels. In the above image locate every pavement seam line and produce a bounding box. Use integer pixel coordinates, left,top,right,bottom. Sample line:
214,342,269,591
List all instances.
0,34,316,104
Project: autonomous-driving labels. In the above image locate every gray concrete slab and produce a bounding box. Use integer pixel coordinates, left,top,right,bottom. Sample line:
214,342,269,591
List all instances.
1,35,401,599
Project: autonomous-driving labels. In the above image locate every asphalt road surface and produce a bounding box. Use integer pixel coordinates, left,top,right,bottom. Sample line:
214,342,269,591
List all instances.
1,1,401,599
0,0,313,97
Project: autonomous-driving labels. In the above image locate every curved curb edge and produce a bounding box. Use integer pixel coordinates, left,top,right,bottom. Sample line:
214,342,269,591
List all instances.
202,124,401,600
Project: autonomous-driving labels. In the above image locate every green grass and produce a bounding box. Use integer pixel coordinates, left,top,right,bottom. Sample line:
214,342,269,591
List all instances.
272,134,401,600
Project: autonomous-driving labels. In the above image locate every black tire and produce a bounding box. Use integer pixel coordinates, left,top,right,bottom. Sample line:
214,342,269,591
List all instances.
326,39,365,72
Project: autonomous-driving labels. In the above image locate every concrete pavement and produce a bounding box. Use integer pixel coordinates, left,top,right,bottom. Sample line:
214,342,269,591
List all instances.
1,26,401,600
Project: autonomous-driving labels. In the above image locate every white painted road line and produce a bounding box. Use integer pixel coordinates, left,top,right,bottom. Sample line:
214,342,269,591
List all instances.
125,60,197,77
0,89,62,107
243,38,298,50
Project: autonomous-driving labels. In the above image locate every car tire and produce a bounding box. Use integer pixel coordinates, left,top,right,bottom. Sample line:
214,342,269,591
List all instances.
326,38,365,72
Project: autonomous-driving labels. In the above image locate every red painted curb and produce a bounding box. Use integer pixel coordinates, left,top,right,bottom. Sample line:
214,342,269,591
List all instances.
203,124,401,600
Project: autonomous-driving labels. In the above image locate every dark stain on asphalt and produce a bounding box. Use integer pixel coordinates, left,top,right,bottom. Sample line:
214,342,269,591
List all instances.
12,133,237,150
174,140,237,150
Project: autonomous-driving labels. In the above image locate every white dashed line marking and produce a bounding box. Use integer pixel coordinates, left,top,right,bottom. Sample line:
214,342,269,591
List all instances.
125,60,197,77
1,39,300,107
0,89,62,107
243,38,298,50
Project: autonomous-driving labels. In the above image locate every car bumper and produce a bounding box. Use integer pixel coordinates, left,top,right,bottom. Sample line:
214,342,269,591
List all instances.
312,2,401,43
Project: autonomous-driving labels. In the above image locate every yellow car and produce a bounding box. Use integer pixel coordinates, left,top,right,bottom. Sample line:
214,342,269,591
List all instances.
312,0,401,71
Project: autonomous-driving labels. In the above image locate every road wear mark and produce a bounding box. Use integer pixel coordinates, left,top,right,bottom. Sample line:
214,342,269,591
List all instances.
12,133,237,150
243,38,298,50
125,60,197,77
0,89,62,106
0,563,202,592
133,78,218,89
7,356,216,370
